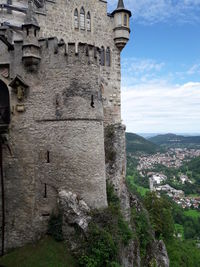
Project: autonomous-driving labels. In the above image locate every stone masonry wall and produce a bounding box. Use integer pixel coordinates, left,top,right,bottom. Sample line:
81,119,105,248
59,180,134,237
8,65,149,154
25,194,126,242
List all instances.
0,39,107,251
0,0,127,253
0,0,122,125
37,0,122,126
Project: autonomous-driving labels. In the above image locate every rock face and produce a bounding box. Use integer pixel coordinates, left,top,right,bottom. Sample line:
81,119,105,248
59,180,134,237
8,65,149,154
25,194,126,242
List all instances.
153,240,170,267
104,124,170,267
58,191,91,233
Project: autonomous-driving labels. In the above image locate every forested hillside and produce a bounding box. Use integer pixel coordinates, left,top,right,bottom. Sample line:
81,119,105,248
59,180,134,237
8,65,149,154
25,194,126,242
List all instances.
149,134,200,148
126,132,162,154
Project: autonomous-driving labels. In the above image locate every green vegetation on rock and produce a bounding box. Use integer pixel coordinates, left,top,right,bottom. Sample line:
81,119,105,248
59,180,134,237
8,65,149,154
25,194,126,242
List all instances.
78,183,132,267
131,208,153,259
144,192,175,240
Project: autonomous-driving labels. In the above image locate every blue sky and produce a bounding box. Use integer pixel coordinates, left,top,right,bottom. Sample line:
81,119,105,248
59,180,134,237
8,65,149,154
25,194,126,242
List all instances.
108,0,200,134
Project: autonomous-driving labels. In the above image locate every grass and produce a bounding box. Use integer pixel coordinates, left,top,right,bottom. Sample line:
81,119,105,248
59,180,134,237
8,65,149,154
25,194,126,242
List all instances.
184,209,200,218
0,236,77,267
126,175,149,197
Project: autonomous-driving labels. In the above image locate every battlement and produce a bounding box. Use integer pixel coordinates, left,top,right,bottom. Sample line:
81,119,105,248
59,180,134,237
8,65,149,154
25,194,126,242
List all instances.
38,38,102,67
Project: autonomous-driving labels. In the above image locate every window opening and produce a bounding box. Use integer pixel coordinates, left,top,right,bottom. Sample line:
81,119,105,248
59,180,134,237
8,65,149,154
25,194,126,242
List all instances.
80,7,85,30
106,47,111,67
87,12,91,31
100,46,105,66
91,95,95,108
94,47,97,58
44,183,47,198
124,14,128,26
116,13,122,26
74,9,79,29
47,150,50,163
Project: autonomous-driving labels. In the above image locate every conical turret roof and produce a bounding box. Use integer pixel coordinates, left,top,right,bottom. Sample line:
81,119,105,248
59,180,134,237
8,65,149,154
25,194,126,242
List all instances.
112,0,132,17
117,0,125,9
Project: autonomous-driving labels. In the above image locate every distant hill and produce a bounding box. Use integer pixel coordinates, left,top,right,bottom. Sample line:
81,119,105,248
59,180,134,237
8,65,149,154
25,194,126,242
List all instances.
126,132,161,154
149,134,200,148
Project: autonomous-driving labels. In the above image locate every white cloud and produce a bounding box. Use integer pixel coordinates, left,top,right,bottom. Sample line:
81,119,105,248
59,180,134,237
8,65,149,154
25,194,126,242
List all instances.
122,81,200,133
108,0,200,24
122,58,165,74
187,64,200,75
122,57,200,88
121,57,167,87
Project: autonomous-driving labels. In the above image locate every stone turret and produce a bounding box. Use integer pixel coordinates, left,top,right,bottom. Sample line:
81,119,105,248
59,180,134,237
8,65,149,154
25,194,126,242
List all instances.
112,0,132,51
22,0,41,71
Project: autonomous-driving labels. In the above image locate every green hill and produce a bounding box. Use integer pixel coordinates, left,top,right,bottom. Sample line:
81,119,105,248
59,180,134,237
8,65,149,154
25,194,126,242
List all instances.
149,134,200,148
126,132,162,154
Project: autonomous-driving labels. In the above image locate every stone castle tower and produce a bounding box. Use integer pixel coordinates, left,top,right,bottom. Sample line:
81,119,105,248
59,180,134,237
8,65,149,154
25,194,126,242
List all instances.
0,0,131,253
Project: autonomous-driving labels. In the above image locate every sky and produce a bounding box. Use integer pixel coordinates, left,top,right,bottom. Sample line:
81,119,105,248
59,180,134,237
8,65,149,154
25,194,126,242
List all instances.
108,0,200,134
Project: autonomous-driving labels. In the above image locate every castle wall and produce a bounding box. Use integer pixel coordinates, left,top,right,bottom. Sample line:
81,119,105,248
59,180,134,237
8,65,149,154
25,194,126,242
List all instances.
0,40,107,250
37,0,121,125
0,0,122,125
0,0,130,252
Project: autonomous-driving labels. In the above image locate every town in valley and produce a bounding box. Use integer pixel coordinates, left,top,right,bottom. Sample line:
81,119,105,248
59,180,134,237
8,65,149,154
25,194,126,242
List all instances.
127,141,200,210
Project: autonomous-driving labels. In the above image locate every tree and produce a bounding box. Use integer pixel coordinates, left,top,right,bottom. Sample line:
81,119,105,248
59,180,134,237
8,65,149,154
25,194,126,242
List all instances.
144,192,174,240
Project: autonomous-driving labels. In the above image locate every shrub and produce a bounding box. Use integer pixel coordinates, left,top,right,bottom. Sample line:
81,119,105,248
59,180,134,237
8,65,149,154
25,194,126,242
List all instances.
131,208,153,259
107,182,120,207
77,183,132,267
79,224,119,267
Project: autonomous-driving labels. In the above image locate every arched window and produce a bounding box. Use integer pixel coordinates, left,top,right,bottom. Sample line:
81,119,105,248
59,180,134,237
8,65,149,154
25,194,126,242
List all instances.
0,80,10,125
124,14,128,26
100,46,105,66
80,7,85,30
106,47,111,67
74,9,79,29
87,12,91,31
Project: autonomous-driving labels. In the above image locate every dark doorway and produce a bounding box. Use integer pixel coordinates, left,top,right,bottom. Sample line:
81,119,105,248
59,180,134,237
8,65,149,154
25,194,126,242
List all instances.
0,80,10,126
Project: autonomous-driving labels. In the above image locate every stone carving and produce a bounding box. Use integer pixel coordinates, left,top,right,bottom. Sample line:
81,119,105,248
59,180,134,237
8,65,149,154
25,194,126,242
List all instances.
9,75,29,101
